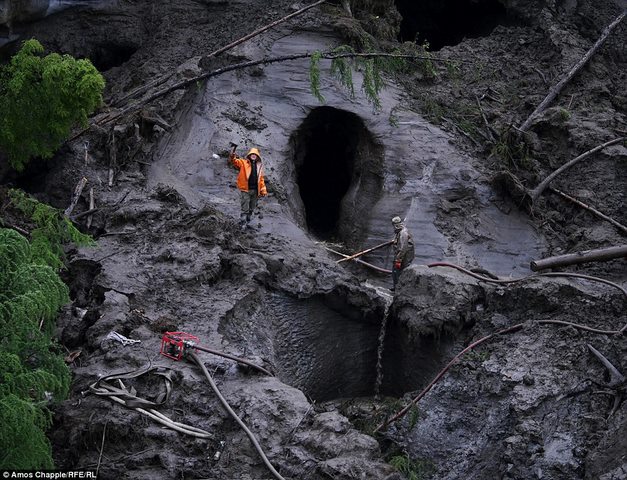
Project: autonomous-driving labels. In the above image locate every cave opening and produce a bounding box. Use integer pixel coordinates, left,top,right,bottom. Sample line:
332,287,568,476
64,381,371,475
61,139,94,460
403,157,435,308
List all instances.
395,0,512,50
90,42,137,71
267,292,460,402
291,107,383,244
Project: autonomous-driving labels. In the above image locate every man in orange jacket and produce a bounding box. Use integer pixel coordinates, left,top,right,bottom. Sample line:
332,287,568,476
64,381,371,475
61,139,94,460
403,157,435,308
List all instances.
229,147,267,229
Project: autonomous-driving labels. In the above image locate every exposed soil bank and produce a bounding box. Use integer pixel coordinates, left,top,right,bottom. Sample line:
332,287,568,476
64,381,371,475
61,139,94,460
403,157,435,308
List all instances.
1,0,625,479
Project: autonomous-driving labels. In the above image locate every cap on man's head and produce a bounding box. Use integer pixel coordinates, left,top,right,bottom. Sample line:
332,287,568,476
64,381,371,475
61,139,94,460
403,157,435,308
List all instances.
391,216,402,225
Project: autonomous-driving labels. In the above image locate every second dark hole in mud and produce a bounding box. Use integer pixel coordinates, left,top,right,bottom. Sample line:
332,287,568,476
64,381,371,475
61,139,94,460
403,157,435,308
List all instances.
395,0,512,50
263,293,457,402
89,42,138,71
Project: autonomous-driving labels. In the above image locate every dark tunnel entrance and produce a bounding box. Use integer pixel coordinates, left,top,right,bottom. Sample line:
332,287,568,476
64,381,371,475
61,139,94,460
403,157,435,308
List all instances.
395,0,512,50
291,107,384,244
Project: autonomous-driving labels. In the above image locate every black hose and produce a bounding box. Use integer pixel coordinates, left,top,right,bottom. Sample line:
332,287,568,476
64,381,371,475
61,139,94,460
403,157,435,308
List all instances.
188,352,286,480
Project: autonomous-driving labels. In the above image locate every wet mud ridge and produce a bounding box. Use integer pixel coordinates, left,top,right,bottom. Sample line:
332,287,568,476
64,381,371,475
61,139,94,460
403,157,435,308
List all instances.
2,0,626,479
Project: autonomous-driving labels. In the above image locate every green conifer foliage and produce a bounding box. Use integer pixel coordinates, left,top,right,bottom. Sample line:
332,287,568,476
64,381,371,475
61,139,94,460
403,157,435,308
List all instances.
8,189,95,268
0,228,71,469
0,39,105,170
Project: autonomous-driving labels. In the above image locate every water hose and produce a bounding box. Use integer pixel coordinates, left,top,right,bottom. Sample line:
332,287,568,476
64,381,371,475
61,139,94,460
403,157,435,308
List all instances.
428,262,627,333
188,352,286,480
194,344,273,376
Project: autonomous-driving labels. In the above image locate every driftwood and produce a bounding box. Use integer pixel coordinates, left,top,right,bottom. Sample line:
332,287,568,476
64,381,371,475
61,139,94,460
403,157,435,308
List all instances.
140,110,171,131
111,0,326,108
549,187,627,235
108,128,117,187
529,137,625,202
530,245,627,271
336,239,393,263
87,187,95,229
588,343,625,416
73,208,98,221
70,49,470,143
325,246,392,274
518,10,627,132
588,344,625,387
64,177,88,217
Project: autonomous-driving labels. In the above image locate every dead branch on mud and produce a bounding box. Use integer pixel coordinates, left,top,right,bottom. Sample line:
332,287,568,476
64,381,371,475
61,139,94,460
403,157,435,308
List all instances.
529,136,626,202
325,246,392,274
518,9,626,132
64,177,88,217
530,245,627,271
112,0,327,107
494,136,626,208
587,344,625,416
337,239,393,263
107,127,117,187
588,344,626,387
549,187,627,235
87,187,95,228
70,51,469,142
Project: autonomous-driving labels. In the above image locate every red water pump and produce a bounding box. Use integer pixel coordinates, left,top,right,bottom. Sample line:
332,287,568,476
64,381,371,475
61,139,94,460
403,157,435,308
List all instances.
160,331,273,376
160,331,199,361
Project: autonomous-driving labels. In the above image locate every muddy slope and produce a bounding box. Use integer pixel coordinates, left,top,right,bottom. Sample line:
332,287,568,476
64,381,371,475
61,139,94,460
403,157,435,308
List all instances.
1,0,626,479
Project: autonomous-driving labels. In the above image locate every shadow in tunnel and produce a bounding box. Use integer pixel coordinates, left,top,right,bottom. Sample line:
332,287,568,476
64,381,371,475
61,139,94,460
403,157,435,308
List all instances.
291,106,383,244
395,0,517,50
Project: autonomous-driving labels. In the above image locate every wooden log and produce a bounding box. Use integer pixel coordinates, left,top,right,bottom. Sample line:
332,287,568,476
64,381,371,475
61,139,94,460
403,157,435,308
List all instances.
64,177,88,217
529,136,626,202
73,208,98,221
518,10,626,132
549,187,627,235
325,246,392,274
530,245,627,271
108,128,116,187
111,0,326,107
336,239,393,263
87,188,95,228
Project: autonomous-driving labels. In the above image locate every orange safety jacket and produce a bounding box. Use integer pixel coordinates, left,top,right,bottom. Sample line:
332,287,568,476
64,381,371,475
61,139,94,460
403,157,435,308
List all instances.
230,147,267,196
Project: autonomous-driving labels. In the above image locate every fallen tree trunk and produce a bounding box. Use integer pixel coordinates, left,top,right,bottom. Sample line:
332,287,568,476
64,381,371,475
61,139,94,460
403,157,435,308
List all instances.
529,136,625,202
518,9,626,132
112,0,326,107
530,245,627,271
64,177,88,217
69,51,468,143
549,187,627,235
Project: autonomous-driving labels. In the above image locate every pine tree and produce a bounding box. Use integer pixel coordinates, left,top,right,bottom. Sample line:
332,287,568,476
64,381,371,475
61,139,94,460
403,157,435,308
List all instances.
0,228,71,469
0,39,105,170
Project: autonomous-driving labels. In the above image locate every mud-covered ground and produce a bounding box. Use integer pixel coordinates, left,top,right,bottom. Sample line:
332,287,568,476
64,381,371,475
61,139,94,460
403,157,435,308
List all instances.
1,0,626,479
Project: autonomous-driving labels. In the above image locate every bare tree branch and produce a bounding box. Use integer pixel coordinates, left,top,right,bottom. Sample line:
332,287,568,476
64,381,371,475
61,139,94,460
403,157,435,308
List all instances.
518,10,626,132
